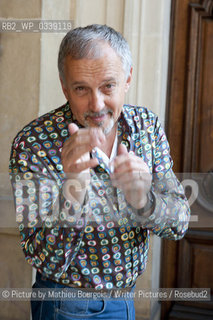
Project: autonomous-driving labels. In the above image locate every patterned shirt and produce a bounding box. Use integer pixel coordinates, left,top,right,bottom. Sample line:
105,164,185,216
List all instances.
9,102,190,289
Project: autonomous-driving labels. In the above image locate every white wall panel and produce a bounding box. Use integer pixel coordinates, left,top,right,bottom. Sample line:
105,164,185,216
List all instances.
75,0,107,26
124,0,171,126
105,0,124,32
39,0,70,115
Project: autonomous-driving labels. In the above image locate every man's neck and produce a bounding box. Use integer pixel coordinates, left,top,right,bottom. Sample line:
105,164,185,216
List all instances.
100,125,117,158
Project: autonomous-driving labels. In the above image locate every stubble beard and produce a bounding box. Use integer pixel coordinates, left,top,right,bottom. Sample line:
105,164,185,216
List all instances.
83,110,115,135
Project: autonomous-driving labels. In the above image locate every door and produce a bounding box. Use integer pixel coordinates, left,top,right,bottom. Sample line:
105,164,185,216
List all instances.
161,0,213,319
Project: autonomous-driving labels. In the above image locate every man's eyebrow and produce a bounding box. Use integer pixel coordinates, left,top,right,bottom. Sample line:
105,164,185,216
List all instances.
71,81,88,86
71,78,117,86
101,78,117,83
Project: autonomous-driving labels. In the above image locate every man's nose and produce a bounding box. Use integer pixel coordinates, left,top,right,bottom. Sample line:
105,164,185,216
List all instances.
89,90,105,112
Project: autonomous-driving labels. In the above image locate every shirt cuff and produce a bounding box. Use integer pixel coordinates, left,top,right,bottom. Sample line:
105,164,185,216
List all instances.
137,190,156,218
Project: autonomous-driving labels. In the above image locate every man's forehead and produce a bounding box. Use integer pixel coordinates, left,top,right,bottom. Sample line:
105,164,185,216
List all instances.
64,50,124,79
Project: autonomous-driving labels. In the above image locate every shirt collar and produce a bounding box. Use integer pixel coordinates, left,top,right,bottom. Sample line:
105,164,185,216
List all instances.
117,106,134,153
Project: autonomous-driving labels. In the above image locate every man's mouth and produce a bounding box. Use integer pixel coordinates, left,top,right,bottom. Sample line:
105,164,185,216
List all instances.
87,114,107,123
85,110,113,124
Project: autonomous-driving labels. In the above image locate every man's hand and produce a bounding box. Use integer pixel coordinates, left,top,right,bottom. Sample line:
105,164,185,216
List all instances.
61,123,106,203
62,123,106,174
110,144,152,209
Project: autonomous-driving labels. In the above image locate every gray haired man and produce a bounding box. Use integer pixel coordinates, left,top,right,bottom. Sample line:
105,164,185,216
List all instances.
9,24,190,320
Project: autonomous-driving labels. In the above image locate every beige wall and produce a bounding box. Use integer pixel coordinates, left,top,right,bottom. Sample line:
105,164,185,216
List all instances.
0,1,171,319
0,0,41,180
0,2,42,320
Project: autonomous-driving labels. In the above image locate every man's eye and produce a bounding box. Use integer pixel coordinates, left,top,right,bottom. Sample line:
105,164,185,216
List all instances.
76,86,85,91
105,83,114,89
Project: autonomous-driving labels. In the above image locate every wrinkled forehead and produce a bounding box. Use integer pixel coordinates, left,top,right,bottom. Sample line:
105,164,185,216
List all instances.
63,46,124,81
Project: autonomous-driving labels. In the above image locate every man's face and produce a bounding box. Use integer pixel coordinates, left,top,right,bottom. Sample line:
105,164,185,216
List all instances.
61,43,132,135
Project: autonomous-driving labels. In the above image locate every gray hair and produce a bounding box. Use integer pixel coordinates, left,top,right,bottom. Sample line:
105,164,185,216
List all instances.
58,24,132,82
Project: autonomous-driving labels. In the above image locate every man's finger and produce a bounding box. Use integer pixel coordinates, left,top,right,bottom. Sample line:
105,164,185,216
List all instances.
64,144,93,164
69,158,99,173
68,123,79,135
118,143,128,155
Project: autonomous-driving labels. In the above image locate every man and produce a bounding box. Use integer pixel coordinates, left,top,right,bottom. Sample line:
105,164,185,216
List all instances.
9,24,190,320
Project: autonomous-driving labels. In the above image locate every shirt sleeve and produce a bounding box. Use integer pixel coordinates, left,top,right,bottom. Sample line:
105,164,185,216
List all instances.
135,115,190,240
9,136,88,281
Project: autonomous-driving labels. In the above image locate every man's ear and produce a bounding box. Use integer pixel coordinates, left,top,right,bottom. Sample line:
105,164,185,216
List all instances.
60,77,69,100
125,67,133,93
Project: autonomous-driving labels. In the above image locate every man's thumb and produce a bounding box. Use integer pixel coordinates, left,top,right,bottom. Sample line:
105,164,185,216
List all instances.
118,143,128,155
68,123,79,135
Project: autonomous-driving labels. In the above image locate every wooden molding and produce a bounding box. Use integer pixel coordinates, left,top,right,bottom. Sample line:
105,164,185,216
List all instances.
183,0,213,172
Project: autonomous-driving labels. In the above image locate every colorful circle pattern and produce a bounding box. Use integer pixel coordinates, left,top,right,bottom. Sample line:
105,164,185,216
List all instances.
9,102,189,289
